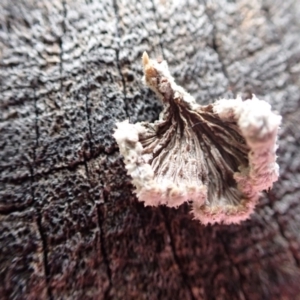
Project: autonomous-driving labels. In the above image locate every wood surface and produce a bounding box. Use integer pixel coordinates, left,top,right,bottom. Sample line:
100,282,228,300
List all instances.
1,0,300,299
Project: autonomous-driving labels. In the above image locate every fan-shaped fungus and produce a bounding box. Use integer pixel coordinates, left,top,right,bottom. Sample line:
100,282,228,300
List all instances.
114,52,281,225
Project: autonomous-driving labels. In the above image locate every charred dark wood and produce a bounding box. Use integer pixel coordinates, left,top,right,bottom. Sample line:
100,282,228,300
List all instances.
1,0,300,299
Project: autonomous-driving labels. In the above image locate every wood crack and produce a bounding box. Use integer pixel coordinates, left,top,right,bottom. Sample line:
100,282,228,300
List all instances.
59,0,67,103
149,0,165,58
160,207,196,300
97,204,113,300
201,0,231,86
33,82,40,159
83,83,94,157
0,205,33,215
1,148,119,185
112,0,130,119
29,164,53,300
36,213,53,300
29,77,51,297
84,159,112,299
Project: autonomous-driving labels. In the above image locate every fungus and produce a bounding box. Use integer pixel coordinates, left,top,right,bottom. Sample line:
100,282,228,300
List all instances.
113,52,281,225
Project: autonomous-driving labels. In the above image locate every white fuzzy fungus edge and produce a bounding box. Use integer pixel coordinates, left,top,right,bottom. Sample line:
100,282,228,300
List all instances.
192,96,281,224
113,52,281,225
113,120,207,208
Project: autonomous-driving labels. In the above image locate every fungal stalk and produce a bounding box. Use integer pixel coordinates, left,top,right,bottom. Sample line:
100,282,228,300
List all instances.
113,52,281,225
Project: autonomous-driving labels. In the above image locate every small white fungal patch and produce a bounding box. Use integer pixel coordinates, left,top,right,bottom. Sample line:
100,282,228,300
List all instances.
113,52,282,225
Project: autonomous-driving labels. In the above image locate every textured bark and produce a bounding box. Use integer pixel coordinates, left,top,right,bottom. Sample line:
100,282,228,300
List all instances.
0,0,300,299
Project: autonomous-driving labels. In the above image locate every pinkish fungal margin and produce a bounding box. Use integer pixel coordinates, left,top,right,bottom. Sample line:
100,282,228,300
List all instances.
113,52,281,225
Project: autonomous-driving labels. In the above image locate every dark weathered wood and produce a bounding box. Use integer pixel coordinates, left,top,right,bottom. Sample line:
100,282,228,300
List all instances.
1,0,300,299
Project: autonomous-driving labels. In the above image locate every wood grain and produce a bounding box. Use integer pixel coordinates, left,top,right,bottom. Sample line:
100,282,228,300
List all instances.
1,0,300,299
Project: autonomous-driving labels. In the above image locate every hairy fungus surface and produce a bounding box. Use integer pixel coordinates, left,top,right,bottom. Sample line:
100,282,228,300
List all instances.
114,52,281,225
